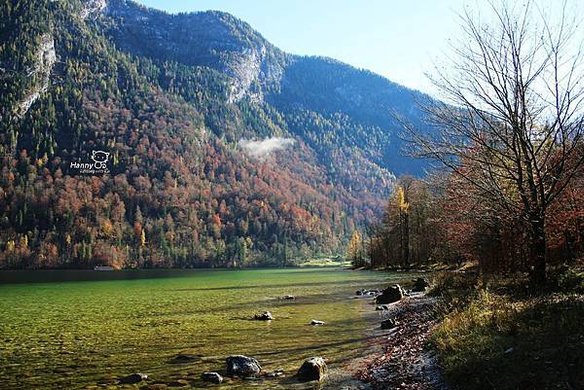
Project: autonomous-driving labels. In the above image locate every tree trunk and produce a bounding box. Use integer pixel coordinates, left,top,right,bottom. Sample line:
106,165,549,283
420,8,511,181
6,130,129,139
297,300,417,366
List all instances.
530,216,547,286
403,212,409,268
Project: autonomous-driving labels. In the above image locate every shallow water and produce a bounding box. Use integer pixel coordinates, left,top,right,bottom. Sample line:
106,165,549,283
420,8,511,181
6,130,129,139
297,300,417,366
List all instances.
0,268,406,389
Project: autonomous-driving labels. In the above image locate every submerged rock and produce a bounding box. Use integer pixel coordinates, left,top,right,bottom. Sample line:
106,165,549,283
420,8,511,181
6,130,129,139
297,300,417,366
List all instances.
376,284,405,304
266,369,285,378
297,357,327,381
226,355,262,377
201,372,223,384
170,354,201,364
142,385,168,390
357,288,381,297
118,372,148,384
165,379,189,387
254,311,274,321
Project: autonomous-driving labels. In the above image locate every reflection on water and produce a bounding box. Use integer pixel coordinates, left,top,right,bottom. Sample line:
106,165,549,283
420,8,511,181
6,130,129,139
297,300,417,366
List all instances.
0,268,406,389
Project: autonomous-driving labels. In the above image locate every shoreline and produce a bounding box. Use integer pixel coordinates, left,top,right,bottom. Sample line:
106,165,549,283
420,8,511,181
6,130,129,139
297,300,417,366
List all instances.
334,291,448,390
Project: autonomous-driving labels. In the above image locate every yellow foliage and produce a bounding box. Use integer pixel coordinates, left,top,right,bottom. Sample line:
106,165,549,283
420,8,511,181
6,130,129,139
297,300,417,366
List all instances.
346,230,363,261
395,186,409,213
101,219,114,237
19,235,28,249
6,240,15,252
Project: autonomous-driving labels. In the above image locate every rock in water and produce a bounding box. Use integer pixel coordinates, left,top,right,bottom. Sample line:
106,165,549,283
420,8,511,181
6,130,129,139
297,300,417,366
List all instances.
297,357,327,381
226,355,262,377
165,379,189,387
381,318,398,329
170,354,201,364
283,295,295,300
266,369,285,378
254,311,274,321
412,277,430,292
310,319,325,325
201,372,223,384
118,373,148,384
375,284,405,304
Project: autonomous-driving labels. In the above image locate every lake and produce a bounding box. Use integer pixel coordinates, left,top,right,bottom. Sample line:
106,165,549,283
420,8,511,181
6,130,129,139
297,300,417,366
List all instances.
0,268,407,389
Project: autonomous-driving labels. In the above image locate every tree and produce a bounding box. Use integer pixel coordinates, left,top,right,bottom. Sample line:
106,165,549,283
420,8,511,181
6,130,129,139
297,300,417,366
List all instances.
408,0,584,285
395,183,411,268
347,230,366,267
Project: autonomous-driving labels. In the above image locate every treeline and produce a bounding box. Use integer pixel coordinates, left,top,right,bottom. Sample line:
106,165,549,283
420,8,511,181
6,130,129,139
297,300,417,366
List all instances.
359,167,583,276
353,161,584,280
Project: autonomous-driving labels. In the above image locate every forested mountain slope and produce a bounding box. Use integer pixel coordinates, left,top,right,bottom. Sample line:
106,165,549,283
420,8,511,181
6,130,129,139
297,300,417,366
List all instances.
0,0,432,268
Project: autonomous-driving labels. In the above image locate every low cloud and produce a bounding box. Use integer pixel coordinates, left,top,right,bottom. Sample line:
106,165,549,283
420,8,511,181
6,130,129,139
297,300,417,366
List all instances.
238,137,296,159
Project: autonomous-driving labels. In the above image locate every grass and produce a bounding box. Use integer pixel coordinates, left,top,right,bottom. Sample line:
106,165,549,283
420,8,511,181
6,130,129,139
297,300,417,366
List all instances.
430,270,584,390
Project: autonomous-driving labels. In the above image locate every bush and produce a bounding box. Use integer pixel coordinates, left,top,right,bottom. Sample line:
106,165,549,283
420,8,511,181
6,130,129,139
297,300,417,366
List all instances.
553,266,584,293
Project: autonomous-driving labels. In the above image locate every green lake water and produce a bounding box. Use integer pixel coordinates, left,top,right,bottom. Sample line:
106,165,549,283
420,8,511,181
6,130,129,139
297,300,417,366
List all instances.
0,268,407,389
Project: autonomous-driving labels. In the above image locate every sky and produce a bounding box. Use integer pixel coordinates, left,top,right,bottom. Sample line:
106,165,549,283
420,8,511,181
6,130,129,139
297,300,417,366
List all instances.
135,0,581,96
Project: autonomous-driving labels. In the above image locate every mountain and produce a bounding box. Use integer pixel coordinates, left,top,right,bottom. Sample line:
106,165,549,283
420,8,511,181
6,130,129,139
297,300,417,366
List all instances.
0,0,433,269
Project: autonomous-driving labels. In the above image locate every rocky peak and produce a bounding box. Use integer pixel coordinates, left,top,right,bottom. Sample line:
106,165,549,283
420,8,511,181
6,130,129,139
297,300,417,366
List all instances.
100,1,288,103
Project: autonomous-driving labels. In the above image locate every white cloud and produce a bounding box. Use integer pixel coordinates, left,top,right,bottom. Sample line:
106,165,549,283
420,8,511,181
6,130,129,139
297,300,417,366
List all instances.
238,137,296,159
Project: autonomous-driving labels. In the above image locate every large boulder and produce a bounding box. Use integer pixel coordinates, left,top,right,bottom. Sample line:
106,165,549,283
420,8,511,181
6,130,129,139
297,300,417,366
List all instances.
412,277,430,292
226,355,262,377
297,357,327,381
375,284,405,304
201,372,223,384
381,318,398,329
254,311,274,321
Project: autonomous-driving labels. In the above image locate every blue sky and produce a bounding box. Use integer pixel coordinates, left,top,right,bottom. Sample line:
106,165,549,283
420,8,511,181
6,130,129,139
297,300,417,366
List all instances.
135,1,581,96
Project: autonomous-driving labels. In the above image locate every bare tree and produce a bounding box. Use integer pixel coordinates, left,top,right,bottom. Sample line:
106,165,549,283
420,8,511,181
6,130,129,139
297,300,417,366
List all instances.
408,0,584,285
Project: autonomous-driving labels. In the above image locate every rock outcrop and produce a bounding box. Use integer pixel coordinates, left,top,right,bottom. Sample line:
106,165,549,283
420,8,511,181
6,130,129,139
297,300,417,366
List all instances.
15,33,56,118
81,0,107,19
